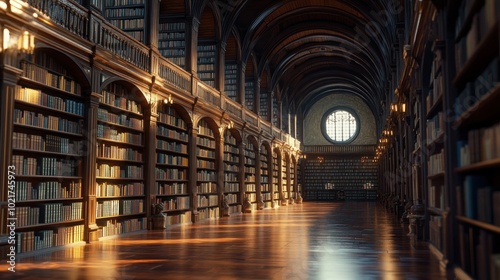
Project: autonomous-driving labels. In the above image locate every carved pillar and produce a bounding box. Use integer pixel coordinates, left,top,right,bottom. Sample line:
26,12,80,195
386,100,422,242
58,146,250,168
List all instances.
217,41,226,93
238,140,245,209
255,143,262,210
185,17,199,76
216,132,224,216
0,63,20,244
188,125,198,222
84,91,100,242
145,104,158,229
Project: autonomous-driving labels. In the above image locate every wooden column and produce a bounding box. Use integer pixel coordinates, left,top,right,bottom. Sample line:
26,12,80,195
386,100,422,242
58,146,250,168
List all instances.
188,125,198,222
145,105,158,229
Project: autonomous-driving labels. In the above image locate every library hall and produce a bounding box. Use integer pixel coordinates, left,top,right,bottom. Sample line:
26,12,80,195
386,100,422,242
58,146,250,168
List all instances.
0,0,499,279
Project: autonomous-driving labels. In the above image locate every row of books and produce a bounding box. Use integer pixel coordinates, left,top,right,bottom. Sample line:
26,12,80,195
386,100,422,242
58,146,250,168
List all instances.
158,40,186,48
96,164,143,179
457,122,500,167
160,196,190,211
15,180,82,201
427,75,444,114
157,182,187,195
96,199,144,218
21,61,82,95
96,182,144,197
196,207,219,221
426,112,445,143
97,218,145,238
157,125,188,141
429,216,443,249
104,0,144,6
97,108,143,130
12,155,79,176
224,153,239,163
198,195,218,207
16,86,84,116
16,225,84,253
159,22,186,30
197,159,215,169
158,110,187,127
14,109,82,134
17,202,83,226
197,171,216,182
165,211,192,227
224,170,239,180
197,182,217,194
13,132,82,155
104,7,144,18
224,143,239,153
196,137,216,149
454,0,498,75
157,153,188,165
428,184,444,209
108,18,144,29
458,226,497,280
428,149,445,175
163,56,186,67
224,182,240,193
97,144,143,161
454,58,499,118
155,168,186,180
197,148,216,158
100,89,143,114
97,124,143,145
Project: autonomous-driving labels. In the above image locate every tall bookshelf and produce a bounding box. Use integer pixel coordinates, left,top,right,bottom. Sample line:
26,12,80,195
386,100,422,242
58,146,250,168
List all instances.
272,149,280,206
197,42,216,87
158,21,186,68
196,119,218,221
281,154,288,201
103,0,145,43
425,34,446,256
260,144,272,208
96,82,146,238
259,92,268,120
245,79,254,111
450,0,500,278
223,129,241,214
303,157,378,201
244,141,257,210
290,159,296,201
155,104,191,226
225,62,238,100
13,52,85,253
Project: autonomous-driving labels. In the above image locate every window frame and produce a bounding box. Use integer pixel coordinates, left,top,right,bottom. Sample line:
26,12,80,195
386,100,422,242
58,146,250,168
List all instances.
321,107,360,144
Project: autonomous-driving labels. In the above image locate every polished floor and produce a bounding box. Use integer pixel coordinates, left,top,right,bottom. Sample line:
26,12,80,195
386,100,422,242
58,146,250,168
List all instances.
0,202,449,280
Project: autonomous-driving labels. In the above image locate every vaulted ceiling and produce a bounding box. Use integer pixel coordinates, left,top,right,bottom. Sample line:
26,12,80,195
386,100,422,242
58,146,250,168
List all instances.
182,0,404,129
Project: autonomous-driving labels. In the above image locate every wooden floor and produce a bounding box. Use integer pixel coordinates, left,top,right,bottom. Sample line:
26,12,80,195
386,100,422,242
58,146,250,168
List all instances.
1,202,450,279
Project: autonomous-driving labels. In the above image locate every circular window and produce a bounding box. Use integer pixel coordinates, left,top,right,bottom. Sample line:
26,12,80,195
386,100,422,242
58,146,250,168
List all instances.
322,108,359,144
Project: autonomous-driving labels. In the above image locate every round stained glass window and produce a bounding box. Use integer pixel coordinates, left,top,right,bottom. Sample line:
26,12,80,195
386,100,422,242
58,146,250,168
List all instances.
322,108,359,144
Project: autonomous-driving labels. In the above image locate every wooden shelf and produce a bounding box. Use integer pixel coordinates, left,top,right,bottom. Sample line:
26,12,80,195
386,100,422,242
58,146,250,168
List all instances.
453,83,500,129
455,157,500,172
456,215,500,234
453,23,499,89
454,0,484,41
427,172,445,180
427,207,444,216
426,94,443,118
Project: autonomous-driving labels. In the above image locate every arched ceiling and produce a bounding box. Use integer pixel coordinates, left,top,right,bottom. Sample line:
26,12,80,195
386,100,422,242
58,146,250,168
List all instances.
194,0,402,125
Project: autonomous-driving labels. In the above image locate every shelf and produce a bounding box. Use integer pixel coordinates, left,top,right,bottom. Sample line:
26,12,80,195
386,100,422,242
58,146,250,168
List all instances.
427,207,444,216
96,212,146,220
426,132,445,150
456,215,500,234
16,197,83,203
98,102,143,118
455,157,500,172
97,119,143,133
96,177,143,181
13,148,81,157
426,94,443,118
427,172,445,180
97,137,144,148
18,76,82,98
16,175,82,179
454,0,485,42
453,23,499,89
453,83,500,128
96,195,144,199
96,157,143,164
14,123,82,137
15,100,84,118
162,208,190,213
156,163,189,168
156,193,189,197
17,219,85,230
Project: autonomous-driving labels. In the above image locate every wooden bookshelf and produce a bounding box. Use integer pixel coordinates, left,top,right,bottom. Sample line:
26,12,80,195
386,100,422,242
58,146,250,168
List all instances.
259,144,272,208
245,79,254,111
303,157,378,201
450,0,500,279
197,42,216,87
223,129,242,214
272,149,280,206
158,21,186,68
12,52,86,253
244,141,257,210
155,104,191,226
224,63,238,100
103,0,145,43
96,82,146,238
196,119,218,221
